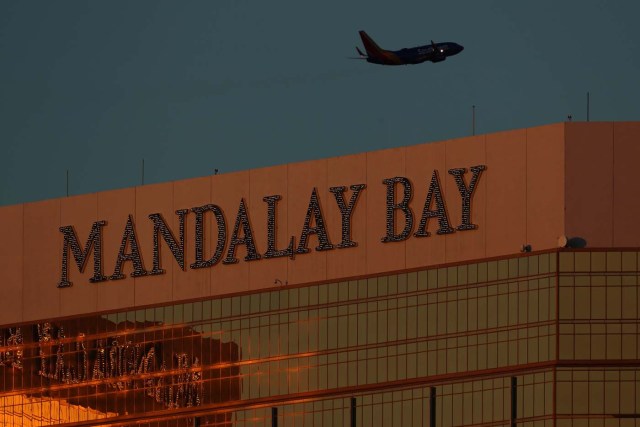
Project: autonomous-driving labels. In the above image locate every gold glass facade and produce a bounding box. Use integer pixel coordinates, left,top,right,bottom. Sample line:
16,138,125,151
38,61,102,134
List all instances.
1,250,639,426
557,251,640,426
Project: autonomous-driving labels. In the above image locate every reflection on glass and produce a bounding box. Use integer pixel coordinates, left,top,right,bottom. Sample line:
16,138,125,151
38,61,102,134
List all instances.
1,315,240,425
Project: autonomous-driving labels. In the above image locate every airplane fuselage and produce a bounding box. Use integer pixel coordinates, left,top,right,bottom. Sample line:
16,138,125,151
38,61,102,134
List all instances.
367,42,464,65
357,31,464,66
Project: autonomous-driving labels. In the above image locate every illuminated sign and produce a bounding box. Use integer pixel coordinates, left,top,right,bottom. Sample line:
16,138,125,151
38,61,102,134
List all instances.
58,165,485,287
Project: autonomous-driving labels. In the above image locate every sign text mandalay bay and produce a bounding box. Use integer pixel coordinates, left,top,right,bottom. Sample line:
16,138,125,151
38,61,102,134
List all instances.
58,165,485,287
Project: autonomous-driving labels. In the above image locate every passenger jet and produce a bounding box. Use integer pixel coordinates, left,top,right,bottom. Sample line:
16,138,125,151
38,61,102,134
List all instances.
354,31,464,65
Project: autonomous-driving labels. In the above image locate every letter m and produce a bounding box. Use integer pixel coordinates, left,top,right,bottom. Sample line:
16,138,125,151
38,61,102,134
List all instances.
58,221,107,288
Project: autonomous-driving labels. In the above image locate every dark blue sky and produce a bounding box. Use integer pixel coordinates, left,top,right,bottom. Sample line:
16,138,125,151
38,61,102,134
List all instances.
1,1,639,206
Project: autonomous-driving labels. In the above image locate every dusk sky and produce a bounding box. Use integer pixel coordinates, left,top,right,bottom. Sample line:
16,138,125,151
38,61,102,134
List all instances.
1,1,639,206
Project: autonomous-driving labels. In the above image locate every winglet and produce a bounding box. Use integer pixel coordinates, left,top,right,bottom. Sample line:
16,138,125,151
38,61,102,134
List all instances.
356,46,366,57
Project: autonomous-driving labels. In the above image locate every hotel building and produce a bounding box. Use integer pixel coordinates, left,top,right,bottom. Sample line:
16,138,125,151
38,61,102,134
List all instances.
0,122,639,426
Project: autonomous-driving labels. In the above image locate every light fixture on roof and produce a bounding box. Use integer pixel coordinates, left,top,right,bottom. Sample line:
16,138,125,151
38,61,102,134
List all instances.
558,235,587,249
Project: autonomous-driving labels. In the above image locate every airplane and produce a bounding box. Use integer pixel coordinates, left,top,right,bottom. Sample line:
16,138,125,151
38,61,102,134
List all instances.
354,30,464,65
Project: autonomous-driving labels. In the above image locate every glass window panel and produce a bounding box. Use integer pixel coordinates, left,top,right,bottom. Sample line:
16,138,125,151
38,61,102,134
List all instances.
299,287,309,307
376,276,388,296
308,285,318,305
201,298,212,320
508,258,518,278
239,294,250,314
559,252,574,272
498,260,509,280
539,253,550,274
358,280,368,299
397,273,407,293
418,270,428,290
183,302,193,322
508,289,518,325
249,294,260,313
323,282,335,304
338,281,349,301
287,289,299,309
591,287,606,318
621,251,637,271
348,280,358,300
573,252,590,271
427,269,438,289
447,267,458,286
437,268,447,287
591,252,606,271
518,257,528,277
348,314,358,346
606,251,622,271
528,255,539,276
318,283,328,304
467,263,478,284
407,272,417,292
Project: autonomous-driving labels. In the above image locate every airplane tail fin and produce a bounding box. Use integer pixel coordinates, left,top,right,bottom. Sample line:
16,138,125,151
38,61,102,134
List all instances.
359,31,385,58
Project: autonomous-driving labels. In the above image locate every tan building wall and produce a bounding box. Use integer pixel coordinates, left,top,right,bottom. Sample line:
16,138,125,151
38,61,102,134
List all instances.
564,122,640,246
0,122,638,327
